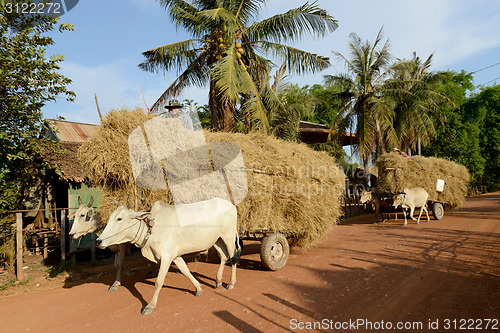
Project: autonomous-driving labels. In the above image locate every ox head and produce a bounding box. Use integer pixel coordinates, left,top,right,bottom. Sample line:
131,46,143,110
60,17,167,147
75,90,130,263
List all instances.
96,201,149,249
392,191,406,207
359,190,372,204
69,196,99,239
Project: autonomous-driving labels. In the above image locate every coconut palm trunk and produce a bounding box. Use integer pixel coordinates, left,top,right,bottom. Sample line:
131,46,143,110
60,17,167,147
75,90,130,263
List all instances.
209,80,235,131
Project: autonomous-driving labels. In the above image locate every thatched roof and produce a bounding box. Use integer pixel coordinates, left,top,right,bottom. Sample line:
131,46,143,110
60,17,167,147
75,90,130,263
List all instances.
42,119,99,183
42,141,87,183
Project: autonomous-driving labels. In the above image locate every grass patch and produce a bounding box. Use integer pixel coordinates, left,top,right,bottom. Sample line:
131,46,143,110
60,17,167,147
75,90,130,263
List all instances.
0,277,16,291
18,274,33,286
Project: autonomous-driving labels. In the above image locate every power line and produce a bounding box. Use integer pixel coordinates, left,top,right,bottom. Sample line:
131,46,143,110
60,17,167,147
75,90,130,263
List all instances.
471,61,500,74
484,76,500,85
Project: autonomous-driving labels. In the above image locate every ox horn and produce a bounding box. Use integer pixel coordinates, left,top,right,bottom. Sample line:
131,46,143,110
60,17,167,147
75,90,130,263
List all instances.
113,200,121,207
87,196,94,207
78,196,83,206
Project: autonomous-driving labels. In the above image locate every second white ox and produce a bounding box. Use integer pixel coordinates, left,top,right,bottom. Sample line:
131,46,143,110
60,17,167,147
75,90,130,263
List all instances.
96,197,241,315
392,187,430,226
68,196,153,292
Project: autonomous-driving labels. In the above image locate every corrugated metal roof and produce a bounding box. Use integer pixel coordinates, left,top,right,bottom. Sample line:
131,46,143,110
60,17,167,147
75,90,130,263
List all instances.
46,119,98,143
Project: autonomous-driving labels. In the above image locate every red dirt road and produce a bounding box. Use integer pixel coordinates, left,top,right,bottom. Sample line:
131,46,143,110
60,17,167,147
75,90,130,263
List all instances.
0,193,499,332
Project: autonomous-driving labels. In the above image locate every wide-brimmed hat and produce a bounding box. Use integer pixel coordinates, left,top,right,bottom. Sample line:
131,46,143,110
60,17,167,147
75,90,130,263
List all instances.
164,99,183,109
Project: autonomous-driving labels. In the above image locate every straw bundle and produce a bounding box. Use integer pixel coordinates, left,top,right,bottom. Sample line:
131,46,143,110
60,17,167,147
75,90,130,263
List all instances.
376,152,470,209
79,108,345,248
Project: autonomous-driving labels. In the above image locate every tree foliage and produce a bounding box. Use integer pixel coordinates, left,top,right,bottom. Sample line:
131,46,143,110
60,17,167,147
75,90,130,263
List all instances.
324,28,393,166
140,0,337,132
463,85,500,191
422,71,494,190
0,5,74,212
385,53,449,152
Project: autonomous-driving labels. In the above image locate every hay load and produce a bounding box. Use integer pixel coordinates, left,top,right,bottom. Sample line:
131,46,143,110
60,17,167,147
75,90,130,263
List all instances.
376,152,470,209
79,108,345,248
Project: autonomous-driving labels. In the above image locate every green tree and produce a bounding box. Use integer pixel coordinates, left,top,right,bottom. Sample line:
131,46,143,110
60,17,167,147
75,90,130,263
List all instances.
463,85,500,191
324,28,393,168
0,4,75,212
139,0,337,132
386,52,448,153
307,84,342,125
422,71,486,187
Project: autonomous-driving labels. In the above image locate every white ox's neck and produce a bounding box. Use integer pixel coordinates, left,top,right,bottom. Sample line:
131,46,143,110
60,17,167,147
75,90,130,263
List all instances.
130,218,149,248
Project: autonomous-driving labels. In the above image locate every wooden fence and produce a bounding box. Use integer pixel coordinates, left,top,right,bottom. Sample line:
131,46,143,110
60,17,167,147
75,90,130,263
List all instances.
342,186,371,218
4,208,99,280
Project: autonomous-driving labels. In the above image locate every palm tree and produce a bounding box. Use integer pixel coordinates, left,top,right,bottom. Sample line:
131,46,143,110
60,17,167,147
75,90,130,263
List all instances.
385,52,448,154
139,0,338,132
324,28,393,168
264,63,320,141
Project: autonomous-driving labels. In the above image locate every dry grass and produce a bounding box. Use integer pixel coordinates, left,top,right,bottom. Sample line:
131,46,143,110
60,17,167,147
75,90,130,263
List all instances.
376,152,470,209
79,108,345,247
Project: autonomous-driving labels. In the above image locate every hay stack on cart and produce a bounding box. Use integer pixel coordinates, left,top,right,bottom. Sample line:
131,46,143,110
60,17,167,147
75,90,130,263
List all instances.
376,151,470,218
79,108,345,270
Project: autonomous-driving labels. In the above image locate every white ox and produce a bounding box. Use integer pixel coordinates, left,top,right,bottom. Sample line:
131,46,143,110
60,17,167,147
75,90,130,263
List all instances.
392,187,430,226
359,191,398,224
68,196,153,292
96,197,241,315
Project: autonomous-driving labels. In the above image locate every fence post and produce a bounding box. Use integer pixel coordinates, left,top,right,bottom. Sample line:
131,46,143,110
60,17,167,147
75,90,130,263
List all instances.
16,213,23,281
43,237,48,259
60,210,66,262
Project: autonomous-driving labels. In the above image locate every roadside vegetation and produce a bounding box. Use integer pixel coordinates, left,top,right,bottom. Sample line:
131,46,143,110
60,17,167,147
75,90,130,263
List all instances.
0,0,498,278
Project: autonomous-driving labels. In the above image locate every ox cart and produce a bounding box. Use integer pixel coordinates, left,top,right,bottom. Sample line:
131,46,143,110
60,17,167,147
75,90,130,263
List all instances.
381,195,445,220
375,151,469,223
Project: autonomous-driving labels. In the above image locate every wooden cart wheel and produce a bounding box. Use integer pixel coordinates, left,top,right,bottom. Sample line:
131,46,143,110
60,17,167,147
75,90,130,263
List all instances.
260,233,289,271
432,202,445,220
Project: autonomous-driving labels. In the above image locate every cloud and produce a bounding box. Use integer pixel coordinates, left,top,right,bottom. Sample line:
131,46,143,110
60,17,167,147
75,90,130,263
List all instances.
43,57,210,124
260,0,500,74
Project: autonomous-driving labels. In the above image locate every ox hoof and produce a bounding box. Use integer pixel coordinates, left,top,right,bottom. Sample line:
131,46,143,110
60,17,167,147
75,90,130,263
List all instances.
142,305,155,315
195,290,203,297
108,282,120,292
216,282,222,289
226,284,234,290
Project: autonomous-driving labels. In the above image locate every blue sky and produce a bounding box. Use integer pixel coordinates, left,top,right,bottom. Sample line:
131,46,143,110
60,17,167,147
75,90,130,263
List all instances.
43,0,500,125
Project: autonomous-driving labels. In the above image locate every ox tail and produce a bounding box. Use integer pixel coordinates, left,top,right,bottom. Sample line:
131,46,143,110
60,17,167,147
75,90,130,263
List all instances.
226,233,242,266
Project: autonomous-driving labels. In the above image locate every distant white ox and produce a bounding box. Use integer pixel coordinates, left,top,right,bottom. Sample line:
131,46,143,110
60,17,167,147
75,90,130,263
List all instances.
392,187,430,226
68,196,153,292
359,191,398,224
96,197,241,315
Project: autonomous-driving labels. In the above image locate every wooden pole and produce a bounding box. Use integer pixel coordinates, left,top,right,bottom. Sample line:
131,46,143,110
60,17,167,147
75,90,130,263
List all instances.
141,90,150,113
16,213,23,281
43,236,48,259
94,93,103,120
60,210,66,262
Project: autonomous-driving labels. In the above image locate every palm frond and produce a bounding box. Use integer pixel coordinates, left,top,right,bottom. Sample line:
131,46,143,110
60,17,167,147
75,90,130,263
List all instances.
139,39,202,74
258,41,330,74
211,47,243,104
245,1,338,43
198,7,236,23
